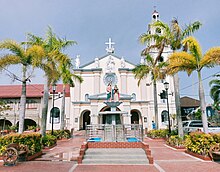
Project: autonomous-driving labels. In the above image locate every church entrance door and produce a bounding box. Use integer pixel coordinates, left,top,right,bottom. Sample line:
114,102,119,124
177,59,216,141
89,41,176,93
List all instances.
103,114,121,125
82,111,91,130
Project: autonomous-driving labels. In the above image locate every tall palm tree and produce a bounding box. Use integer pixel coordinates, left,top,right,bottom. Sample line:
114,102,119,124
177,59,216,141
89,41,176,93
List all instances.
140,19,201,137
0,40,44,133
168,36,220,133
58,59,83,130
133,54,167,129
210,76,220,111
26,27,80,136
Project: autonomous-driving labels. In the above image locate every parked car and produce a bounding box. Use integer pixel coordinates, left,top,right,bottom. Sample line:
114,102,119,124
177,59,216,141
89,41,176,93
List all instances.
183,120,220,134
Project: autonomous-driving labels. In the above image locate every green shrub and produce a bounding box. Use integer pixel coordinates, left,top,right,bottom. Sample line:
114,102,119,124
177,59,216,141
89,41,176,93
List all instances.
47,129,71,140
185,132,216,156
147,129,169,138
212,133,220,143
42,134,57,147
0,133,42,155
166,135,184,147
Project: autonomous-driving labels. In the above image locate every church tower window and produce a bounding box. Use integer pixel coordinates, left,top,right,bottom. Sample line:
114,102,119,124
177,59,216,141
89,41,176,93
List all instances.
85,94,89,102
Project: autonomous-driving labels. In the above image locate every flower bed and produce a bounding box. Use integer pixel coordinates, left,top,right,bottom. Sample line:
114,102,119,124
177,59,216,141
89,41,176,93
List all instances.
147,129,169,139
184,132,220,160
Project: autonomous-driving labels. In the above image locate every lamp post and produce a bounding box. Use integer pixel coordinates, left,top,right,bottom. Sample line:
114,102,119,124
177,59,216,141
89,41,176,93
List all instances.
164,82,171,134
51,84,57,135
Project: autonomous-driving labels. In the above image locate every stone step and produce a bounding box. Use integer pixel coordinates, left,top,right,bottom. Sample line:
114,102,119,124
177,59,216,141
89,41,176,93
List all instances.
82,148,149,165
82,158,149,165
84,154,147,160
85,148,146,155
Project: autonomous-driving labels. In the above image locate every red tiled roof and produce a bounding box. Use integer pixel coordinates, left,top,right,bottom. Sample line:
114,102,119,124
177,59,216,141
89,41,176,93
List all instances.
0,84,70,98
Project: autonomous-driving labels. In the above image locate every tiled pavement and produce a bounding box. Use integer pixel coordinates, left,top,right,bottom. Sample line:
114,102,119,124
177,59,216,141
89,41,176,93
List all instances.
0,132,220,172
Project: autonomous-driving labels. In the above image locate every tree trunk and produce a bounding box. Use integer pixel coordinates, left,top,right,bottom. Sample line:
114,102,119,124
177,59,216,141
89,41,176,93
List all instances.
60,85,66,130
18,65,27,133
198,71,208,133
153,80,159,129
41,77,49,136
173,73,184,137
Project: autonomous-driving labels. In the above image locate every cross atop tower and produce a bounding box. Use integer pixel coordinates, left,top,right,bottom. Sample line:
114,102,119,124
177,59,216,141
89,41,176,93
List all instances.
105,38,115,54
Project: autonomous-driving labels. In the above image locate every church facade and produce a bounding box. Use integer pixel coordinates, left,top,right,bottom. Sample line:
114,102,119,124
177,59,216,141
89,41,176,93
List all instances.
69,10,176,131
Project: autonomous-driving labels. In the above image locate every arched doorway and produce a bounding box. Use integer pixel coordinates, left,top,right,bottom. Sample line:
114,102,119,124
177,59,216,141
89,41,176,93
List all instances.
17,119,37,131
0,119,12,130
131,110,142,124
81,110,91,130
161,110,168,124
50,107,60,124
100,106,121,125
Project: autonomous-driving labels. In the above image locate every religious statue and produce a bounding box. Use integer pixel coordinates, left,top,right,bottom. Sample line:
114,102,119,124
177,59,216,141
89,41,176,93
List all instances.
106,56,115,73
106,83,112,101
113,85,120,101
121,57,126,68
75,55,80,69
106,83,120,102
140,56,145,64
95,57,99,68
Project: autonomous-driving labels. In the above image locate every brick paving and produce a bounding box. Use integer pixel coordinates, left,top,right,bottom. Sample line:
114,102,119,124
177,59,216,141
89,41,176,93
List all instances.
0,132,220,172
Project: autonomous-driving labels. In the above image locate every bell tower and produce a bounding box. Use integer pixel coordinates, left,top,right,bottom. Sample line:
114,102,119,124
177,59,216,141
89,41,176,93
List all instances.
152,9,159,22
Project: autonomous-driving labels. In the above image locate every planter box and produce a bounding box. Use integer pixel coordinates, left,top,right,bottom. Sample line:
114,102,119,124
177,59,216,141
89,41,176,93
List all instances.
166,144,186,151
27,151,42,161
185,150,211,161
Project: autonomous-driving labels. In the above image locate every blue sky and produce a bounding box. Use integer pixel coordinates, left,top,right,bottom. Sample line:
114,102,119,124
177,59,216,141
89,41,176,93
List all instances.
0,0,219,103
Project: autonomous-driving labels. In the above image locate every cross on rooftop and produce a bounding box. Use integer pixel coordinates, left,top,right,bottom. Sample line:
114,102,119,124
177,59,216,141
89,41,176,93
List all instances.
105,38,115,53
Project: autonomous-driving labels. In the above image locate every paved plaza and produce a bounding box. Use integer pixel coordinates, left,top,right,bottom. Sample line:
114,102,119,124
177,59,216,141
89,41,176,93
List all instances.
0,131,220,172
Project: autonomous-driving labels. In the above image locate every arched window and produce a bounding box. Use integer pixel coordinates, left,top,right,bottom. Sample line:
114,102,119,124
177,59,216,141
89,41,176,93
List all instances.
85,94,89,102
131,93,136,101
161,110,168,123
50,107,60,124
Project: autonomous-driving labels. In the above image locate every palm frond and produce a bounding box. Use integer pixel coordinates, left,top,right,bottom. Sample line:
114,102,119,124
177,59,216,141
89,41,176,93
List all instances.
0,40,25,58
182,36,202,61
202,47,220,66
0,55,21,70
182,21,202,37
168,52,197,75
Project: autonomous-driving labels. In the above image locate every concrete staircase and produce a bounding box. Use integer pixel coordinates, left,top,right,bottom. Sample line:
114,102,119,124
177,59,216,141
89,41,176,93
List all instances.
82,148,149,164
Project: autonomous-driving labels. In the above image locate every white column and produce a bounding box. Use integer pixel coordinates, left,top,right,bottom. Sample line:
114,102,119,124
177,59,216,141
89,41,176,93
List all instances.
123,101,131,124
93,70,101,94
73,106,80,130
119,69,127,94
90,102,99,124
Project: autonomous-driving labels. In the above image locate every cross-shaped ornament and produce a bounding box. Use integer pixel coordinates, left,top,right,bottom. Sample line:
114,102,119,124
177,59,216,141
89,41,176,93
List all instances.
105,38,115,53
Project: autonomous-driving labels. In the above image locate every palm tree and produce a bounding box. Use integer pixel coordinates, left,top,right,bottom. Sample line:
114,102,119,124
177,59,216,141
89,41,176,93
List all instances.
133,54,167,129
58,59,83,130
140,19,201,137
210,76,220,111
167,36,220,133
0,40,44,133
26,27,80,136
